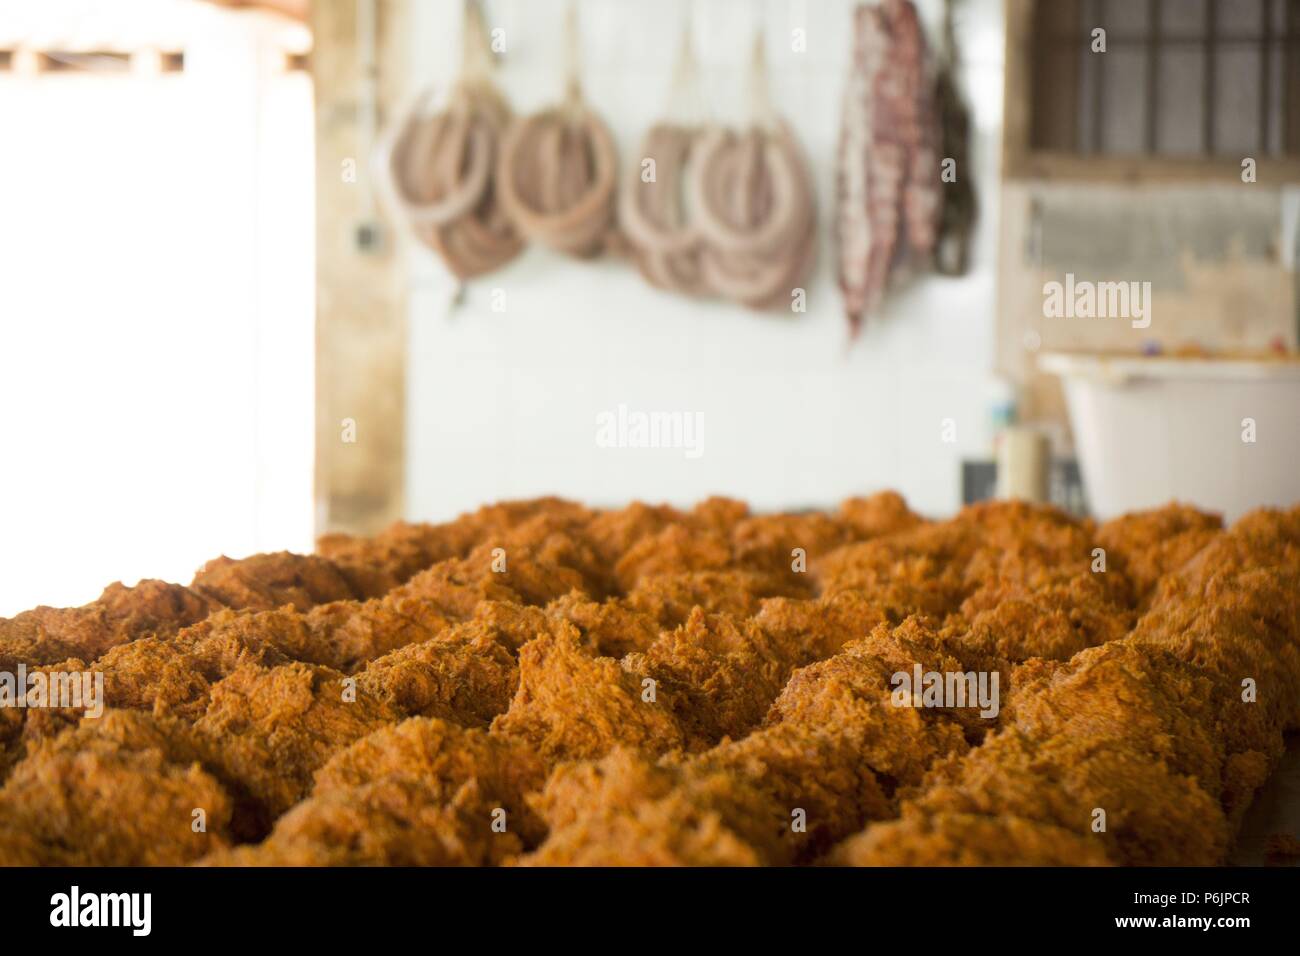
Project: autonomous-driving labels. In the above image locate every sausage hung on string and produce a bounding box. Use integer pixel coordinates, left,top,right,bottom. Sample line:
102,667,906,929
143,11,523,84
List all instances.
619,19,714,297
683,31,817,312
383,0,524,280
496,2,619,259
835,0,941,337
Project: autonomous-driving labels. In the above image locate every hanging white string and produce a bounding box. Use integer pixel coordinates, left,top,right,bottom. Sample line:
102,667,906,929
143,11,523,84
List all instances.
744,23,779,133
663,10,706,128
460,0,495,88
562,0,584,112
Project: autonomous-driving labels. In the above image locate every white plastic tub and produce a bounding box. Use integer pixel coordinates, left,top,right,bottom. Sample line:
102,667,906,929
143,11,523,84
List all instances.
1040,352,1300,522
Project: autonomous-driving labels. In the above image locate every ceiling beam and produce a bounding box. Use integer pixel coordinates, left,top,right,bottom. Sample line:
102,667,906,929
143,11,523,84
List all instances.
206,0,308,23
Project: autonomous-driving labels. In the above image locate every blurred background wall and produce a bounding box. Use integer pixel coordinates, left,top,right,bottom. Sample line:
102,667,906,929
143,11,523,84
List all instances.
393,0,1008,522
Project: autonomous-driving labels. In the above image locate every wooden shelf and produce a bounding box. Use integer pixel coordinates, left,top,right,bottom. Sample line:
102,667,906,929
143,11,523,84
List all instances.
1005,150,1300,185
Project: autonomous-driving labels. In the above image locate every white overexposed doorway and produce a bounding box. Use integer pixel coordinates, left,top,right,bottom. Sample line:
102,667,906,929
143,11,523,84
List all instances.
0,0,315,615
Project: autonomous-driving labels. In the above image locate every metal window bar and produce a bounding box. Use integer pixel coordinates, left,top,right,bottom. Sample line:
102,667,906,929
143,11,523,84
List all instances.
1204,0,1216,154
1058,0,1300,157
1147,0,1161,153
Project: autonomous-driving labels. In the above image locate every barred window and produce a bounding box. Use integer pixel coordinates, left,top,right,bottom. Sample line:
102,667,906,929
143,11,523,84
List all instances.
1031,0,1300,157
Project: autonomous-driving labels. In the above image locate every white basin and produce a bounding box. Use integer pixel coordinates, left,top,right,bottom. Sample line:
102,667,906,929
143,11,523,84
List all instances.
1040,352,1300,522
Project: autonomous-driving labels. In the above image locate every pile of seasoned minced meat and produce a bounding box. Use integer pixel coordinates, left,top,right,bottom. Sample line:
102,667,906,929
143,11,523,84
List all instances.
1,493,1297,866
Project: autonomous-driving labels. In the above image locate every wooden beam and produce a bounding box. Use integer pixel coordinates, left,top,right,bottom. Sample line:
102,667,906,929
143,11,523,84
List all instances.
312,0,412,536
207,0,309,22
1005,149,1300,184
1002,0,1037,178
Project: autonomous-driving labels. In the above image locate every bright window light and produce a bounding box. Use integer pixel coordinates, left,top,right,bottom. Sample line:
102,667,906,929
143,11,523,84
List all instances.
0,0,314,616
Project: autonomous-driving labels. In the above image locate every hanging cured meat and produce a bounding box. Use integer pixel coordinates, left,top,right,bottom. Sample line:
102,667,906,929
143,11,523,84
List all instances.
496,5,618,258
619,26,711,296
934,0,977,277
497,103,618,258
836,0,940,336
687,120,817,310
385,1,524,280
621,122,712,296
622,30,814,311
682,35,817,311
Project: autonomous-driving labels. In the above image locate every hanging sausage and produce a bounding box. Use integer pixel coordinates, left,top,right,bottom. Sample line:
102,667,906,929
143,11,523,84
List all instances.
384,0,524,280
619,24,712,297
622,123,713,295
836,0,941,336
683,34,817,311
496,3,618,258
